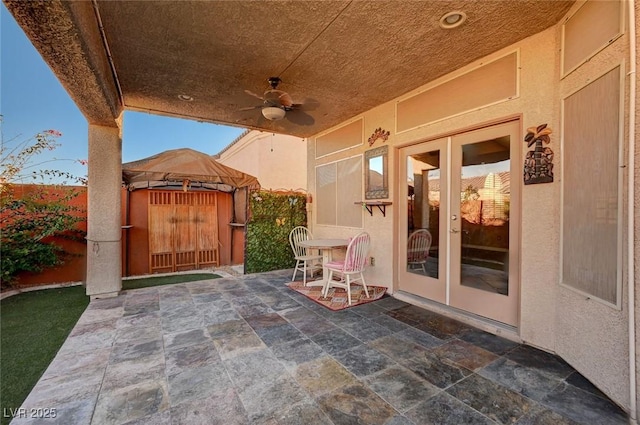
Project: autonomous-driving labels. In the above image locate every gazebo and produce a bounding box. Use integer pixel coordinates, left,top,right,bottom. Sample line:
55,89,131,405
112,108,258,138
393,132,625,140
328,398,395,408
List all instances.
121,148,259,275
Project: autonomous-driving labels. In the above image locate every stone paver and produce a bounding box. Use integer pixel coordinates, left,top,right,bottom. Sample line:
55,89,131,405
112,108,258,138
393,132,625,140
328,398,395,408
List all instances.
9,269,629,425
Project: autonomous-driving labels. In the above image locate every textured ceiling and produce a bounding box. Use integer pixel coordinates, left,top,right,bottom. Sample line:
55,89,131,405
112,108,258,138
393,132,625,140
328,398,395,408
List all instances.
5,0,574,137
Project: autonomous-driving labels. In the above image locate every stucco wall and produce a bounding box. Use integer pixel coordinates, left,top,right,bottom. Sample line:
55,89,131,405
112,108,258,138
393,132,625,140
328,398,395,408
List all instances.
308,111,394,288
309,29,560,324
553,0,631,409
218,130,307,191
307,5,635,412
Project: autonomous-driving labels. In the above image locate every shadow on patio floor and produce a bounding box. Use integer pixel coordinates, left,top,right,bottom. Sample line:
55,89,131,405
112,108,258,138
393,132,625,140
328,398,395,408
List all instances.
11,269,628,425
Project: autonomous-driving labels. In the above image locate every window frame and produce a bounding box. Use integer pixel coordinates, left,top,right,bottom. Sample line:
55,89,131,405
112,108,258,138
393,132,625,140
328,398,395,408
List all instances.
559,63,625,309
314,154,364,228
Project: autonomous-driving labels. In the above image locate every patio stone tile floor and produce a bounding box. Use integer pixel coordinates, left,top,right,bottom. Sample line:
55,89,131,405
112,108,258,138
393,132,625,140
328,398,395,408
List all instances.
11,269,629,425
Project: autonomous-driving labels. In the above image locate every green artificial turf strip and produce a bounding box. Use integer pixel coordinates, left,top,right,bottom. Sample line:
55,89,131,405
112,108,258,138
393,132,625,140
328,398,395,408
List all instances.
0,286,89,425
0,272,220,423
122,273,220,290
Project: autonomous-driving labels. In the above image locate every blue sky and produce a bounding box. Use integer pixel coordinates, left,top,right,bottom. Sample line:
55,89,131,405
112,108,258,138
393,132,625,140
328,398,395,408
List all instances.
1,4,246,184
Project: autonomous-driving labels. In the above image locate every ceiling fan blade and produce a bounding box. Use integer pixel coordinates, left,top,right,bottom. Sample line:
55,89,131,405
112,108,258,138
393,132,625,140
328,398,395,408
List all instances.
298,98,320,111
286,110,315,126
264,89,293,108
278,92,293,108
244,89,264,100
238,105,262,111
263,98,281,108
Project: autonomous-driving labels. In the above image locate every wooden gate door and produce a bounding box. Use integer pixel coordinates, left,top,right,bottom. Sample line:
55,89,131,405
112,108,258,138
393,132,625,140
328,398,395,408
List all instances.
148,191,175,272
148,190,220,273
194,192,220,269
174,192,197,270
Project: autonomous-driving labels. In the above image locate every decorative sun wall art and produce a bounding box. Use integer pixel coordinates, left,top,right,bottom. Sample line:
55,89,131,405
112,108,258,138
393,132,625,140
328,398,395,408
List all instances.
368,127,391,146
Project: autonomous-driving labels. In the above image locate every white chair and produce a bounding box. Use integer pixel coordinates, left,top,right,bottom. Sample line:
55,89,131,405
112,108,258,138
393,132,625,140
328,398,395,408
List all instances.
289,226,322,286
322,232,371,305
407,229,432,274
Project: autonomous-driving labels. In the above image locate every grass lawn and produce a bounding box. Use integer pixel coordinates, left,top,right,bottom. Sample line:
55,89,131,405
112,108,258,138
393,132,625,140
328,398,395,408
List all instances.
122,272,219,290
0,286,89,425
0,272,220,424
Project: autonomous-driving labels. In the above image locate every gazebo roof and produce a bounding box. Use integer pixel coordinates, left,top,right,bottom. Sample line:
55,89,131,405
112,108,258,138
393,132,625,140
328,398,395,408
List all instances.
122,148,259,192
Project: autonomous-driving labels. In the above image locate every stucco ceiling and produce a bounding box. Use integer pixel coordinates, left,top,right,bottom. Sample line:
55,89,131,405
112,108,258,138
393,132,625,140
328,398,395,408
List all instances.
5,0,574,137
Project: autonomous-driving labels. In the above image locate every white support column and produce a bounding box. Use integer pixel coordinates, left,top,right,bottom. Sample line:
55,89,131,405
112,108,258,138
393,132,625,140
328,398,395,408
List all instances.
86,123,122,298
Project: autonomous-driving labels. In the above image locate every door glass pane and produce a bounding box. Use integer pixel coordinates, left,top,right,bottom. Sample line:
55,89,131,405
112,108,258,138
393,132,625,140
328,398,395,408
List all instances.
407,150,440,278
460,137,510,294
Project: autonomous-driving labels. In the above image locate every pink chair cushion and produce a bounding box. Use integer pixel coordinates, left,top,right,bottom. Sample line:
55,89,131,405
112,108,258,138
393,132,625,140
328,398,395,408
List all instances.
344,234,367,271
325,260,345,269
326,233,369,272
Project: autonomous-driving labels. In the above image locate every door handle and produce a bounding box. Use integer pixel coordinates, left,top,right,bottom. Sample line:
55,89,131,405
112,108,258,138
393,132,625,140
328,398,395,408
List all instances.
450,229,460,233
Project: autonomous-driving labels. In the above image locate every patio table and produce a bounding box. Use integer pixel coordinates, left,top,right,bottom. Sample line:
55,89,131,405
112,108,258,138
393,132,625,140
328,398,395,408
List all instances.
297,238,348,287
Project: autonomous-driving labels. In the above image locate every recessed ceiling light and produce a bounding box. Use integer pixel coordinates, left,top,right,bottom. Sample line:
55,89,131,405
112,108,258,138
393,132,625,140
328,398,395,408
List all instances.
439,11,467,29
178,94,194,102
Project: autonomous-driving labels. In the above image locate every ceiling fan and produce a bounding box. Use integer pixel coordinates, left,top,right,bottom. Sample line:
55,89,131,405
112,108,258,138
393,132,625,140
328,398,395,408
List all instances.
240,77,315,124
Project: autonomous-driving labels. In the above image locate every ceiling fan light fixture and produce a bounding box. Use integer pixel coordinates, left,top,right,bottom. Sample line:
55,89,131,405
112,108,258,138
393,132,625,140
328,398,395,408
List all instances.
262,106,286,121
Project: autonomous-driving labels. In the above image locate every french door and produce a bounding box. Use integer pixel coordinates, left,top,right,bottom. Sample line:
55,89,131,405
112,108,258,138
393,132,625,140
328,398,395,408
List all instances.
398,121,520,326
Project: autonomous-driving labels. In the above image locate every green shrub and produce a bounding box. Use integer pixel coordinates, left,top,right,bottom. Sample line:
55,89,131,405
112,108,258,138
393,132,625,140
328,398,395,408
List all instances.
1,126,86,287
1,188,85,286
245,190,307,273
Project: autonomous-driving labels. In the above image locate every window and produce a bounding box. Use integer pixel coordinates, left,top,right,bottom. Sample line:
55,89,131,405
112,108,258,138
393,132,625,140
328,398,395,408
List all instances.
315,119,363,158
561,0,623,77
316,156,363,227
397,52,518,132
561,66,622,307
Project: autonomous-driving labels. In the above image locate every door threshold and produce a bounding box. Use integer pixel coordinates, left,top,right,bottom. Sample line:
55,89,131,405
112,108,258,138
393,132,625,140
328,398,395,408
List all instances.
392,290,521,343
